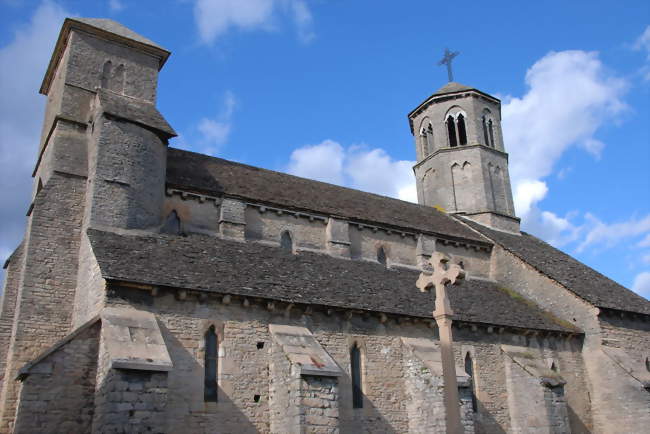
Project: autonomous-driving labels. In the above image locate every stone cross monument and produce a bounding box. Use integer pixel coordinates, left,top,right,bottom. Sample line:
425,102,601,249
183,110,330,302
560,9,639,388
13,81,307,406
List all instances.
438,48,460,82
416,252,466,434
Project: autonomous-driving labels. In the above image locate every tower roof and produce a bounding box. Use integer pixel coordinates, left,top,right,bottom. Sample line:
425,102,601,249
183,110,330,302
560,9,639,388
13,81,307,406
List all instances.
40,17,170,95
73,18,165,50
407,82,500,133
433,81,475,96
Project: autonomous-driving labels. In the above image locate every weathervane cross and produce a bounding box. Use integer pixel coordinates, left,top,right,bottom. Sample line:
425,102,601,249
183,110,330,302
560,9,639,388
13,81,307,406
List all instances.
438,48,460,82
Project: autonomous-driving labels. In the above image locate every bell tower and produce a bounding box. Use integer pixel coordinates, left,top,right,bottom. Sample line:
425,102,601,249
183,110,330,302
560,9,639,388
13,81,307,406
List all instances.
408,82,520,233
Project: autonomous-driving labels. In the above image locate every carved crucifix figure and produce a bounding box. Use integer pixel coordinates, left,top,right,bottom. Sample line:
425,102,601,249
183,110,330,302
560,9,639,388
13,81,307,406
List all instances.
417,251,466,434
438,48,460,82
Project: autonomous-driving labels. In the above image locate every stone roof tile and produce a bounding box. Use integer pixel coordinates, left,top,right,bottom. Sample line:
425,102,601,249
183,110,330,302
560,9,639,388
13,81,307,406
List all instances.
98,90,176,138
73,18,165,51
461,219,650,315
87,228,576,333
433,82,474,95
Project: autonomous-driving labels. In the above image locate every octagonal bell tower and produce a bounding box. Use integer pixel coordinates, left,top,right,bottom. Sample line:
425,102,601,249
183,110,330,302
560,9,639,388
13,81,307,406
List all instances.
408,82,520,232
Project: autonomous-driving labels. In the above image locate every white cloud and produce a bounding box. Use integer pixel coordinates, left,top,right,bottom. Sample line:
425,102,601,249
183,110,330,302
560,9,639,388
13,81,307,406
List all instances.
193,0,314,44
502,50,627,240
108,0,125,12
577,213,650,253
633,25,650,81
638,234,650,248
514,180,548,217
287,140,345,185
286,140,417,202
631,271,650,299
642,254,650,265
288,0,314,43
195,91,236,155
0,1,69,279
580,138,605,160
635,26,650,56
556,166,572,180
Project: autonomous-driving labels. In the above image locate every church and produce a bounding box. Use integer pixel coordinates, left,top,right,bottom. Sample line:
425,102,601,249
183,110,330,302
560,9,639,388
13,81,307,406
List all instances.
0,17,648,434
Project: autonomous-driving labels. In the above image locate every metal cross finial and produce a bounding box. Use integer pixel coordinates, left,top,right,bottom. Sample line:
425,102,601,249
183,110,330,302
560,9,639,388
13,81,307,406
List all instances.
438,48,460,82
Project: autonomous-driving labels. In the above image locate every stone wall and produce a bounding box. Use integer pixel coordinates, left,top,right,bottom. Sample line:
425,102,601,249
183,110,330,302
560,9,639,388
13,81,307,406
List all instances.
590,313,650,434
12,322,100,434
504,352,569,434
0,174,85,433
164,190,221,236
298,376,339,433
72,235,106,327
403,348,446,433
163,194,492,279
0,245,23,380
489,242,621,433
245,205,327,252
86,114,167,230
103,287,589,433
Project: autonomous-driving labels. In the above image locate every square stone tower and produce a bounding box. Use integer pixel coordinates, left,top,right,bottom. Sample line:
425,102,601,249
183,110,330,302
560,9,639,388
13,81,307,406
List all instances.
408,82,520,232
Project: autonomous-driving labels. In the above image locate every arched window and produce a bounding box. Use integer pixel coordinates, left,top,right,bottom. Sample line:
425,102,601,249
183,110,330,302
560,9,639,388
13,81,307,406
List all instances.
645,357,649,372
162,210,182,235
377,246,387,267
351,343,363,408
420,130,428,156
100,60,125,93
550,362,557,372
464,352,477,412
457,113,467,146
204,326,218,402
426,124,434,153
482,116,490,146
488,119,495,148
447,115,458,147
280,231,293,253
101,60,112,89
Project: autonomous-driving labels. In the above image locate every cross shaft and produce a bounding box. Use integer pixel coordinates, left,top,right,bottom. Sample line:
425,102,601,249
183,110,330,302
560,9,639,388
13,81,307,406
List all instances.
438,48,460,82
416,252,466,434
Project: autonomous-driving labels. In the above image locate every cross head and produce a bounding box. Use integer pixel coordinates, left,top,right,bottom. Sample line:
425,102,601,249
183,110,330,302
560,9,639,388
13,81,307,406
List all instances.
438,48,460,82
416,252,465,317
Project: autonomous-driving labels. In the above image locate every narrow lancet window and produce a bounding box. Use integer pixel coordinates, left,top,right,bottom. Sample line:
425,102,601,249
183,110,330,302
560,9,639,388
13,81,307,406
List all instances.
447,115,458,147
351,343,363,408
162,210,182,235
204,326,218,402
488,119,495,148
482,116,489,146
426,124,434,153
420,132,428,156
464,352,478,412
377,246,387,267
457,114,467,146
101,60,112,89
280,231,293,253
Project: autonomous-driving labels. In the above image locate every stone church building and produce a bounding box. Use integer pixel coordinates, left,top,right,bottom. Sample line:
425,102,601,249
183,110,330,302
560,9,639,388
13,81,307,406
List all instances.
0,17,648,434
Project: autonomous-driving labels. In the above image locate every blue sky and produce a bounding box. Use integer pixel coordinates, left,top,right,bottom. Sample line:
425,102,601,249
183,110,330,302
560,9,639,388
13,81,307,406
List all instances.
1,0,649,299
